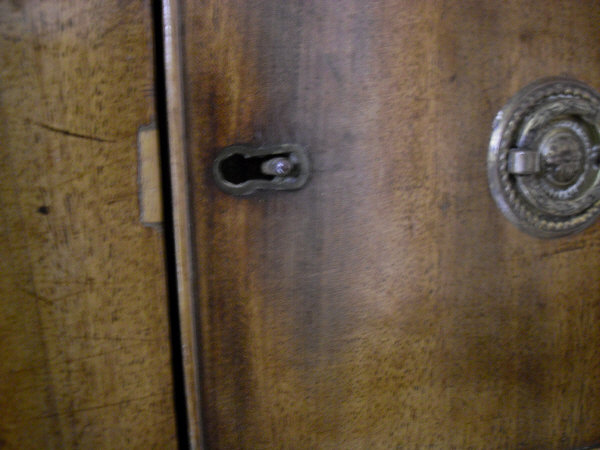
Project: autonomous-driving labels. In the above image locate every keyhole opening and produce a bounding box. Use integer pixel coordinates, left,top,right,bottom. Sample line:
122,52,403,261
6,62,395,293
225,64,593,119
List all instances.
213,144,309,195
218,153,277,185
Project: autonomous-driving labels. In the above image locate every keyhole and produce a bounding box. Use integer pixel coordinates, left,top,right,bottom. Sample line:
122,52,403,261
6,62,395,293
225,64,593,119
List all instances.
218,154,278,185
213,144,309,195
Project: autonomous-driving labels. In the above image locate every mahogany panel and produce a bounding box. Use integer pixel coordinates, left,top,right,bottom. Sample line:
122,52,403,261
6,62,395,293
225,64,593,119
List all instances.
179,1,600,447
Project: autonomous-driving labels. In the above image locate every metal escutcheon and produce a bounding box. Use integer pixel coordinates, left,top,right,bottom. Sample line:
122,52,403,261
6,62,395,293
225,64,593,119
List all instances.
488,77,600,238
213,144,310,195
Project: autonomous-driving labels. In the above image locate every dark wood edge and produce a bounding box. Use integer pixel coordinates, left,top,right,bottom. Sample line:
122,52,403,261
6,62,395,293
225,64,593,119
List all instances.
161,0,204,447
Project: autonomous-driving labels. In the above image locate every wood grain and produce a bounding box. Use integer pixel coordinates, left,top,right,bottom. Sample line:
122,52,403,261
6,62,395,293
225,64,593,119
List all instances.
177,0,600,448
0,1,176,448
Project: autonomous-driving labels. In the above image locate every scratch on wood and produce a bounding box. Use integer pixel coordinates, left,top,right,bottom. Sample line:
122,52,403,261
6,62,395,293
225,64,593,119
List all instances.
18,288,54,306
30,120,116,143
540,244,586,259
25,393,162,421
44,334,159,343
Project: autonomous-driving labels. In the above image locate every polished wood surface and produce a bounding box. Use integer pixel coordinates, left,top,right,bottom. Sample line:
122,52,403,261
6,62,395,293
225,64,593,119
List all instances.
176,0,600,448
0,1,176,447
162,0,205,446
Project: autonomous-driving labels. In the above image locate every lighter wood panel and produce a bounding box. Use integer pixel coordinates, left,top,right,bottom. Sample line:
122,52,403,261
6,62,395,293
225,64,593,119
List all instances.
0,1,176,447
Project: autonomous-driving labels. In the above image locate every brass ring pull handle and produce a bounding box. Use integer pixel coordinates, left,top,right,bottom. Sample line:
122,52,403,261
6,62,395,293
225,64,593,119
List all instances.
488,77,600,238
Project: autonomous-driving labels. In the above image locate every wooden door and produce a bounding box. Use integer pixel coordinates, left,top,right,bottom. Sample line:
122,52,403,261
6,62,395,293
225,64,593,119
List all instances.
0,1,176,447
167,1,600,448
